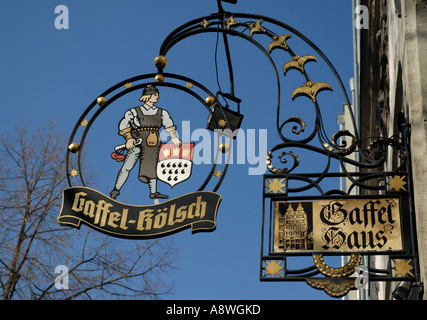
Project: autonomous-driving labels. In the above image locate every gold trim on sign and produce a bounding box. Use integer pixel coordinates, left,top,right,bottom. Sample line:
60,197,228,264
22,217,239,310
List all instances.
312,254,361,277
306,278,356,298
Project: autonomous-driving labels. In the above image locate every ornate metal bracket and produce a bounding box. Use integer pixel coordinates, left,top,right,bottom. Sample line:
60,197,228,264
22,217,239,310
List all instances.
65,0,420,298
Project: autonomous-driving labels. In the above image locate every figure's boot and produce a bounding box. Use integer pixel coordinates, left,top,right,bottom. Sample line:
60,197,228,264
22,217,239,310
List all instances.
149,192,169,199
110,189,120,199
149,179,168,199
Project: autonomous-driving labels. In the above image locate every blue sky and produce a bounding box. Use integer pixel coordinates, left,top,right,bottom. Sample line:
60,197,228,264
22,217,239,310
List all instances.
0,0,354,300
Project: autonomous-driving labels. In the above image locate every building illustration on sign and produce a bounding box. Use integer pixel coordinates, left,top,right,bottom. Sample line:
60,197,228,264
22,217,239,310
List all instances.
275,202,313,252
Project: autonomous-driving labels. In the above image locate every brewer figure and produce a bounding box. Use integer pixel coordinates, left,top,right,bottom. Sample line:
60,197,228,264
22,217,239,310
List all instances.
110,85,181,200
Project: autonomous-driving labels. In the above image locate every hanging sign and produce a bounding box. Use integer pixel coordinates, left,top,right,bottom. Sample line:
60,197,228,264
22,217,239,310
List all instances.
273,197,403,253
61,83,226,239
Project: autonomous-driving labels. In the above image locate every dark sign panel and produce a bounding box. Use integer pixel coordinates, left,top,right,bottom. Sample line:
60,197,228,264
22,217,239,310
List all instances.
59,187,221,239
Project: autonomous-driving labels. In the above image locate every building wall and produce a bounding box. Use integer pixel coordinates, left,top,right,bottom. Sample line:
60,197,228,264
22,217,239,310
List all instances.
399,0,427,300
358,0,427,299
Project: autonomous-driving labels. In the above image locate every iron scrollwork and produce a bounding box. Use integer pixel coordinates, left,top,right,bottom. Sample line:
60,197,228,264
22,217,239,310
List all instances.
65,0,419,298
156,1,419,298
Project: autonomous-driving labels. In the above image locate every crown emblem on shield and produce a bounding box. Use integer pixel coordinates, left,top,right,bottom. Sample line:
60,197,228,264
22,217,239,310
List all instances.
157,143,195,187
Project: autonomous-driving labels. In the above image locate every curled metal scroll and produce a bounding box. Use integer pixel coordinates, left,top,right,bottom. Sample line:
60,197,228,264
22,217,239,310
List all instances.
157,12,356,143
155,11,381,190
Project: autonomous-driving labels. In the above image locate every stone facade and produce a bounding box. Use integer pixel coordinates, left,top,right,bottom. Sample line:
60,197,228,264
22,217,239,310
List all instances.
357,0,427,299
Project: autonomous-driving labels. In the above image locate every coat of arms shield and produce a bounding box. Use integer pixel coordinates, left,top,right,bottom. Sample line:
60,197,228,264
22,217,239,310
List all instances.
157,143,195,187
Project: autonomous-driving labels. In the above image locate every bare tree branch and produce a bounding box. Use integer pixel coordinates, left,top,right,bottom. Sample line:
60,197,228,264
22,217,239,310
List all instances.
1,120,178,300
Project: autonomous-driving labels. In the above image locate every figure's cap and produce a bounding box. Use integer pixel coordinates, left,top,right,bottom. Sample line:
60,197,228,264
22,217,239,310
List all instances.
139,85,159,101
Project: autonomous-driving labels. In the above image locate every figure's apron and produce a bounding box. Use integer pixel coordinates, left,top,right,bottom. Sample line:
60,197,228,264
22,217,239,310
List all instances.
132,107,162,183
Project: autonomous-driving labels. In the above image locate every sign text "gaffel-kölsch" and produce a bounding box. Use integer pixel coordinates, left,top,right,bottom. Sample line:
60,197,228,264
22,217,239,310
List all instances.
58,187,221,238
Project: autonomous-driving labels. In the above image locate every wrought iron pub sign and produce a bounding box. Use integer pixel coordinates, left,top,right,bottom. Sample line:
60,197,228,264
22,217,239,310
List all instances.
59,0,420,298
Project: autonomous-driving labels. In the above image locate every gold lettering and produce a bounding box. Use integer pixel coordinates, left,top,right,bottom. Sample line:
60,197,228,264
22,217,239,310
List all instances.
137,209,154,231
95,200,113,223
93,200,112,226
108,211,121,228
187,203,196,219
100,211,108,227
195,196,207,218
71,192,87,212
154,212,168,229
176,206,187,223
168,204,176,226
119,209,128,230
83,200,96,218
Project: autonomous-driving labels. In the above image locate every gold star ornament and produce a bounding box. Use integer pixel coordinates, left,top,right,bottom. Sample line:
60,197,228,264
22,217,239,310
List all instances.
217,119,227,128
70,170,79,178
266,178,286,194
213,170,222,178
264,260,284,278
388,175,407,192
393,259,414,277
200,19,211,28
